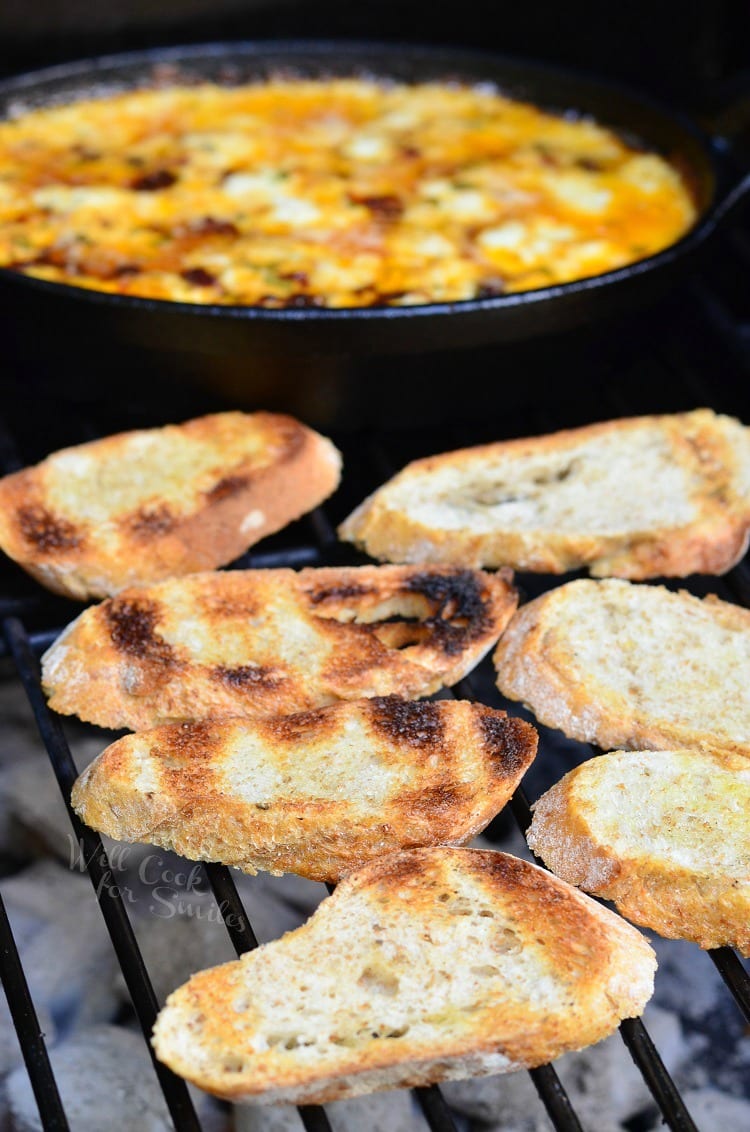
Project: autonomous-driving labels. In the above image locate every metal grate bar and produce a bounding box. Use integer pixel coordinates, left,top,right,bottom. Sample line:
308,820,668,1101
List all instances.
2,615,203,1132
708,949,750,1023
244,545,323,570
527,1066,583,1132
414,1085,461,1131
619,1019,698,1132
297,1106,336,1132
203,863,259,953
508,787,534,835
306,506,339,549
0,890,69,1131
0,625,61,659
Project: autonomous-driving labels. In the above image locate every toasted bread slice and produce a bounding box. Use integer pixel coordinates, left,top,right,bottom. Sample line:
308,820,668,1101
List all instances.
0,411,342,600
152,847,656,1104
43,565,517,731
527,748,750,955
339,409,750,579
71,697,537,882
494,578,750,758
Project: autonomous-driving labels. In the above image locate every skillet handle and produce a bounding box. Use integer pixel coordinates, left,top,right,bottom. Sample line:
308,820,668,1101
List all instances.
708,169,750,233
702,86,750,232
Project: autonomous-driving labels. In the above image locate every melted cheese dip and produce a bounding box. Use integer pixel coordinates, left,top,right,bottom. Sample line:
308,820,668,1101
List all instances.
0,79,697,307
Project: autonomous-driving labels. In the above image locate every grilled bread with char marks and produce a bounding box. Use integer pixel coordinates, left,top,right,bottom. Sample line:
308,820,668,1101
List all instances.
71,697,537,882
339,409,750,579
494,578,750,758
527,748,750,955
43,565,517,731
152,846,656,1105
0,411,342,600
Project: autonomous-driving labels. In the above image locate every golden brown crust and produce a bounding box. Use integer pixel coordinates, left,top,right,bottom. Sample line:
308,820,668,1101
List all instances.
340,410,750,579
43,565,518,730
527,749,750,955
71,698,538,882
0,412,342,599
494,578,750,758
151,847,655,1104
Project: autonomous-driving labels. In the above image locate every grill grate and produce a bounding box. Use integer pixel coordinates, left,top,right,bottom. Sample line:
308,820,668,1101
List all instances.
1,267,750,1130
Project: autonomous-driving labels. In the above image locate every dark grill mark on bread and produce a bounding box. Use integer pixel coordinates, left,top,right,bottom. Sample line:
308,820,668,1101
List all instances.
105,596,174,664
128,504,175,537
214,664,280,690
309,582,375,605
206,474,250,502
405,570,491,655
471,847,528,890
17,505,82,553
156,722,218,791
198,582,259,620
154,720,221,764
273,419,307,463
261,707,331,744
411,782,468,816
368,696,445,748
371,851,428,889
477,711,537,774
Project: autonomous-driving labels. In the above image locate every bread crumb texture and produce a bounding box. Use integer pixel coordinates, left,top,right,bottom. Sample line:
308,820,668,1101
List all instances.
152,847,655,1104
71,697,537,882
43,565,517,730
528,748,750,954
339,409,750,578
0,411,342,599
495,577,750,756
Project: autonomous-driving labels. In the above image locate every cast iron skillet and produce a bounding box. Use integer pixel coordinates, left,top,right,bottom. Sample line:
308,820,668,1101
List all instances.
0,40,748,406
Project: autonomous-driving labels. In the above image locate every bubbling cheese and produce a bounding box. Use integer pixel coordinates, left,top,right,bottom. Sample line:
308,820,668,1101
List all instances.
0,78,697,307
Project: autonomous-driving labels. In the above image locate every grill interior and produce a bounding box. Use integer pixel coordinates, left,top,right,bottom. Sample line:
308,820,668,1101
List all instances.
1,224,750,1132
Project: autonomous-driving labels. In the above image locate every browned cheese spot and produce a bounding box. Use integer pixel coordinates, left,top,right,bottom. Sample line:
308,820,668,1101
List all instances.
205,474,250,503
404,570,491,655
186,217,239,237
351,194,404,220
368,696,445,748
17,504,82,554
181,267,216,287
105,595,174,665
476,280,505,298
131,169,177,191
